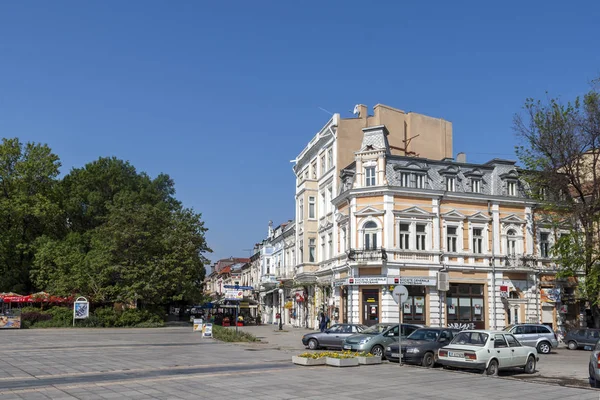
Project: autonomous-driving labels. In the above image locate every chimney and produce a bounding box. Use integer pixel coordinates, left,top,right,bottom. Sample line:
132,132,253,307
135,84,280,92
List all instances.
456,152,467,163
358,104,368,119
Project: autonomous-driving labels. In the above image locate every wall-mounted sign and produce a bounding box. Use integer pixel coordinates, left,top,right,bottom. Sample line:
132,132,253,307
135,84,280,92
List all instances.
224,289,243,301
388,277,437,286
348,277,388,285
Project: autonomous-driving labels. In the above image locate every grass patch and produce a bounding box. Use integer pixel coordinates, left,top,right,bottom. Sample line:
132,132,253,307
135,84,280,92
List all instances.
212,325,259,342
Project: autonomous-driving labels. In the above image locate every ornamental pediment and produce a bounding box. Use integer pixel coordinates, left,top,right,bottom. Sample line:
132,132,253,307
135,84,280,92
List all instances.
500,214,525,224
442,210,466,221
468,212,491,222
393,206,434,218
355,206,385,217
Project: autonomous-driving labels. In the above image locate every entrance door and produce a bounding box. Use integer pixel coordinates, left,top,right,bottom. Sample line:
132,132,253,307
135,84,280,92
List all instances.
362,289,379,326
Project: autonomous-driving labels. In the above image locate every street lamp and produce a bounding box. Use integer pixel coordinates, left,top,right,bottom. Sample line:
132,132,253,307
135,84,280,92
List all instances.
278,288,284,331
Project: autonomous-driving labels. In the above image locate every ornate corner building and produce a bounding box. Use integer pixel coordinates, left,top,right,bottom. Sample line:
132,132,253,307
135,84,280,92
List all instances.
288,104,577,331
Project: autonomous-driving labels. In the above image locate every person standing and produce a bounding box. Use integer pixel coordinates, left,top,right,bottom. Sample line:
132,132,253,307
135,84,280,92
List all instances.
319,312,326,332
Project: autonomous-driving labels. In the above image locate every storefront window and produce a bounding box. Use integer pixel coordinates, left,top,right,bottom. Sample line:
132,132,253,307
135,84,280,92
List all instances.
403,286,426,324
447,283,485,329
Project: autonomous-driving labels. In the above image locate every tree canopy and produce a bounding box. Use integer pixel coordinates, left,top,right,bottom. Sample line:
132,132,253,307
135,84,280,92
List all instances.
514,78,600,322
0,139,211,305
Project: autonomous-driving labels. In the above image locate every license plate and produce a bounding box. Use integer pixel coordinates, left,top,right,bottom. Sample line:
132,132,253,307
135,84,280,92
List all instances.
391,353,399,358
343,345,351,350
449,351,464,358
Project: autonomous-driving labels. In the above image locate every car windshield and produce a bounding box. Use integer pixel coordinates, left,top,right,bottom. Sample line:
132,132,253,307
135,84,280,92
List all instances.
356,325,368,332
407,329,440,342
502,325,515,332
450,331,489,347
362,324,394,334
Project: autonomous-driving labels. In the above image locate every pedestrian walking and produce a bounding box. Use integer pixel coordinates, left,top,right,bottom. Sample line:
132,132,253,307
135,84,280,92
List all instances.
319,312,326,332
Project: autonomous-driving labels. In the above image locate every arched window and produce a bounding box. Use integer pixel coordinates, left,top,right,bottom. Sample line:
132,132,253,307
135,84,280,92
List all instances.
363,221,378,250
507,229,517,255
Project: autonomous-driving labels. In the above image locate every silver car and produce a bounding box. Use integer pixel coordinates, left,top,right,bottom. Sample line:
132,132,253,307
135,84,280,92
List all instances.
301,323,367,350
503,324,558,354
589,338,600,387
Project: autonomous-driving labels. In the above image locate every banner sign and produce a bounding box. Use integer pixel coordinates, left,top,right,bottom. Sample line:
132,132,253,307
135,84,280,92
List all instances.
202,323,213,338
224,289,243,301
73,297,89,320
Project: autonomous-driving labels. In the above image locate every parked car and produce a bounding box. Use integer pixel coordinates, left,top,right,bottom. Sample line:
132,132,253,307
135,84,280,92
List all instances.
588,338,600,387
342,323,421,358
385,327,460,367
301,323,368,350
437,330,539,376
503,323,558,354
565,328,600,350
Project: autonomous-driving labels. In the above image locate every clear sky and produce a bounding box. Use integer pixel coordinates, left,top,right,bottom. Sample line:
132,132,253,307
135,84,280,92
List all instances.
1,1,599,265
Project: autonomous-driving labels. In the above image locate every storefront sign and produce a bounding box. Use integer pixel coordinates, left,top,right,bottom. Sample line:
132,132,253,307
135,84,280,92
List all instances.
224,289,243,300
541,288,561,303
333,279,346,287
348,277,388,285
394,277,437,286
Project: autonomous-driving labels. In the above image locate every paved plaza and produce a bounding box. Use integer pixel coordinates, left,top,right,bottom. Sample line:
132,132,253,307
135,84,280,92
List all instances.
0,325,599,399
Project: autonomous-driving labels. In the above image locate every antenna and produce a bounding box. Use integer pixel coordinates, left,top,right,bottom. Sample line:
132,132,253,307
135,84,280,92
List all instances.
318,106,333,116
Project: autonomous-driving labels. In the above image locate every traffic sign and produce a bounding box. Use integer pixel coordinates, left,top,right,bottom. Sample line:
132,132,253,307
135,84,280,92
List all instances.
392,285,409,304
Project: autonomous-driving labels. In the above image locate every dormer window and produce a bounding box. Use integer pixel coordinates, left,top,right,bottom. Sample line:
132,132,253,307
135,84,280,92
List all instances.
507,181,517,196
400,172,426,189
446,176,456,192
365,166,376,186
471,178,481,193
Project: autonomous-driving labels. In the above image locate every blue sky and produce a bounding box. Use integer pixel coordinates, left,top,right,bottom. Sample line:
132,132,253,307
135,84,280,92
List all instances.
1,1,599,265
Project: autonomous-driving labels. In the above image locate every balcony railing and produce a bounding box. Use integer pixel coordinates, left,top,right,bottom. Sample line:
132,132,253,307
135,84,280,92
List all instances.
347,248,388,262
389,250,435,262
504,255,556,269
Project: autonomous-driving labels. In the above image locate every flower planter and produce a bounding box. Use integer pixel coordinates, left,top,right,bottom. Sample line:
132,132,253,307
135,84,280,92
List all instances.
357,355,382,365
292,356,326,366
325,357,359,367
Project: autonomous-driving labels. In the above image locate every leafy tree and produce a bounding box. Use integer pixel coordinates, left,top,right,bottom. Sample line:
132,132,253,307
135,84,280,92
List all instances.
514,78,600,326
31,157,211,305
0,138,61,293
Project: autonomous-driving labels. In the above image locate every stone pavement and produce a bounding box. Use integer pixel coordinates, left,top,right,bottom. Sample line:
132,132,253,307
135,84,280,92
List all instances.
0,326,598,399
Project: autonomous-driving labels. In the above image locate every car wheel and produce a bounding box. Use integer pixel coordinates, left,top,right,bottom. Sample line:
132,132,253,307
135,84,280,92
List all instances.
422,352,435,368
371,345,384,358
308,339,319,350
589,364,600,388
485,359,499,376
524,355,536,374
567,341,578,350
537,341,551,354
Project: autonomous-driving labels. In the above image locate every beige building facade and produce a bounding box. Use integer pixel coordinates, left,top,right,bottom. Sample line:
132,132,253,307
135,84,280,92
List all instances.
291,104,454,328
327,125,574,333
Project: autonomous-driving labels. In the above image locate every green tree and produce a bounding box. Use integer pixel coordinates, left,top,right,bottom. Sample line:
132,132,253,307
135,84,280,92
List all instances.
0,138,61,293
514,78,600,326
31,157,211,305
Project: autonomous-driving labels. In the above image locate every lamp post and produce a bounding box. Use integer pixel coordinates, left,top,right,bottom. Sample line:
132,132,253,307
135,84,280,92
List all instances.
278,288,284,331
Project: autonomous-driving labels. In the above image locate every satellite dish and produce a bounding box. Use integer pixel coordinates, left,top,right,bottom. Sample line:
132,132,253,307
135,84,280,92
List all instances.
353,104,361,116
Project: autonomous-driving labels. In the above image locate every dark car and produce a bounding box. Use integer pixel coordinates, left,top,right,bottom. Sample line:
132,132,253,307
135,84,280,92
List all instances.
301,323,368,350
385,328,460,367
565,328,600,350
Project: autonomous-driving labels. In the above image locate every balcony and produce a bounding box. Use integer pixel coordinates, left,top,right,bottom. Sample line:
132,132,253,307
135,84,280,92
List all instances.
388,250,435,262
347,248,388,263
503,255,557,270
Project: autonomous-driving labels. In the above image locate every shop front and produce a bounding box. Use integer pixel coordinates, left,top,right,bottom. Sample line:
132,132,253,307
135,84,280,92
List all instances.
446,283,485,330
342,275,437,326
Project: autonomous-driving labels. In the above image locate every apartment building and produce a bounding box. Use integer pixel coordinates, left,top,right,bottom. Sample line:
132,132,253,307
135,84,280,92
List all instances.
328,125,576,330
291,104,453,328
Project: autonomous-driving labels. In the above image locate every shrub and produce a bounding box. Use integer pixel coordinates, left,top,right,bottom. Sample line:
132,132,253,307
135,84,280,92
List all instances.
212,325,258,342
93,307,119,327
21,311,52,325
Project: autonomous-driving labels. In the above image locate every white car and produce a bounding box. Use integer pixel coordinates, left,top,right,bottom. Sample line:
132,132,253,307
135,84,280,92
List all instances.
437,330,539,376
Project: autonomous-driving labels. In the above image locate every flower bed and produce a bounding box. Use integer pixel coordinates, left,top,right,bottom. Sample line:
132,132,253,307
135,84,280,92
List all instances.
356,351,382,365
292,352,326,366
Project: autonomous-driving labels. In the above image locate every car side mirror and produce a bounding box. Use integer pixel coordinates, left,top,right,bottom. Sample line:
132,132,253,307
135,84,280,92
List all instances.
325,330,330,334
